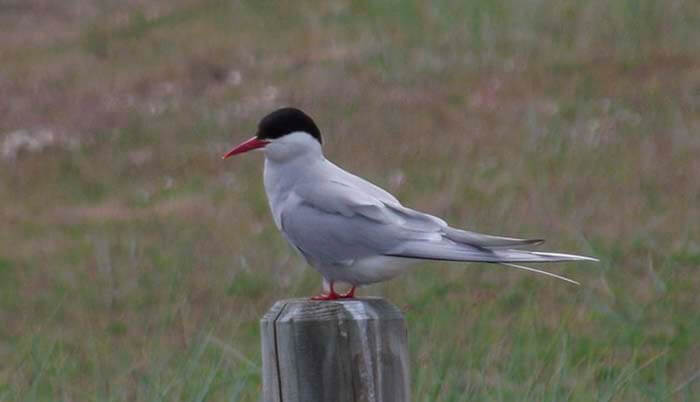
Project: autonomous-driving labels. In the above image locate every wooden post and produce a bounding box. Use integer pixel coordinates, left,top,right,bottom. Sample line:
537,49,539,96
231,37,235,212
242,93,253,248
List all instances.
260,297,410,402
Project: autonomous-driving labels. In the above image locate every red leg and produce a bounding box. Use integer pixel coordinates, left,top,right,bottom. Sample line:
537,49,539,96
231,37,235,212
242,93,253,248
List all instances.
311,281,342,300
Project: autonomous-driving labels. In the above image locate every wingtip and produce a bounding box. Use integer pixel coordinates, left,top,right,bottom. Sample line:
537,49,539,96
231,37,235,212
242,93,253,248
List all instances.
528,239,546,246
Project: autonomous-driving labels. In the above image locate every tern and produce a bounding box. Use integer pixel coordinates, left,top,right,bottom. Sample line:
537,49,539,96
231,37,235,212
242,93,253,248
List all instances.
223,107,597,300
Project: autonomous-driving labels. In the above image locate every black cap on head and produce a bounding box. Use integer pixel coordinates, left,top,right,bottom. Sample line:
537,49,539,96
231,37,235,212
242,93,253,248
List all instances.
256,107,322,144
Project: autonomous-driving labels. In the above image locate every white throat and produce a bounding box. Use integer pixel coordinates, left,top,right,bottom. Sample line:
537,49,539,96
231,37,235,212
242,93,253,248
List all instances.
262,131,324,227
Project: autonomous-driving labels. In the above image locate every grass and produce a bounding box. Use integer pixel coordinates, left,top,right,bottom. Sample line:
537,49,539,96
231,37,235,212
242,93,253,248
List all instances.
1,0,700,400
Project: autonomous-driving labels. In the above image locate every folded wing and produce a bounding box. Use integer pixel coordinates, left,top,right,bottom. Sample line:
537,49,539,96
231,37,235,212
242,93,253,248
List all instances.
284,179,596,281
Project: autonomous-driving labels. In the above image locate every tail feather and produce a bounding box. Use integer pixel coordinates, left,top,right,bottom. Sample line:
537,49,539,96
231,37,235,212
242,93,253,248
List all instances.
500,263,579,285
386,241,598,263
385,241,597,284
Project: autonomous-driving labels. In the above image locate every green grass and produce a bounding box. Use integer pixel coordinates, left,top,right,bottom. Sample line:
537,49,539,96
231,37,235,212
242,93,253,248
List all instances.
1,0,700,400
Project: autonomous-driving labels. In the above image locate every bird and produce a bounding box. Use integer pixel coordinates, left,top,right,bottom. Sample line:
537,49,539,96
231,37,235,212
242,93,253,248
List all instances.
223,107,597,300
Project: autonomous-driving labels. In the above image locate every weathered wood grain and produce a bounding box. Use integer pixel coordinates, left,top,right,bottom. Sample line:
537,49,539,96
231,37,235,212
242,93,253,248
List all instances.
260,297,410,402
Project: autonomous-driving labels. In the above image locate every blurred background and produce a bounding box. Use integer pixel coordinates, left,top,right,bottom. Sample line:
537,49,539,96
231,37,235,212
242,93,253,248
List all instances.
1,0,699,400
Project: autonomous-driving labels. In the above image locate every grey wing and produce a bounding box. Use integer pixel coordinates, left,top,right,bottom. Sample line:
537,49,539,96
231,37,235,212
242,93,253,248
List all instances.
280,202,434,266
288,179,550,257
294,174,543,249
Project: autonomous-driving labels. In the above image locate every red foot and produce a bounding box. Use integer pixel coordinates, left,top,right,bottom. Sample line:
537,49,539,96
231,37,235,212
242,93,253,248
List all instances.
310,283,356,301
310,292,341,301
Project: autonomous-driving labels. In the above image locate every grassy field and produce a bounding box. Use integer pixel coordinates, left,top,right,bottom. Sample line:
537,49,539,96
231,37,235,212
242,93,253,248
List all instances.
1,0,699,400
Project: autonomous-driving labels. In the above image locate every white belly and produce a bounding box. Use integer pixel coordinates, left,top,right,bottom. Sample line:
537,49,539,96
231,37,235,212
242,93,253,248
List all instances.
315,255,419,285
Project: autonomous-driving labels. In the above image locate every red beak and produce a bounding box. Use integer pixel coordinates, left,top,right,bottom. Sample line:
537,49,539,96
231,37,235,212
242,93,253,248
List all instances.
222,137,269,159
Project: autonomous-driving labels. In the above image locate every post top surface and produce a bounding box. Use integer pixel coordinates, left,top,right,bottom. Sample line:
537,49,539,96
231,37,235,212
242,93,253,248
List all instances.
261,297,405,323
